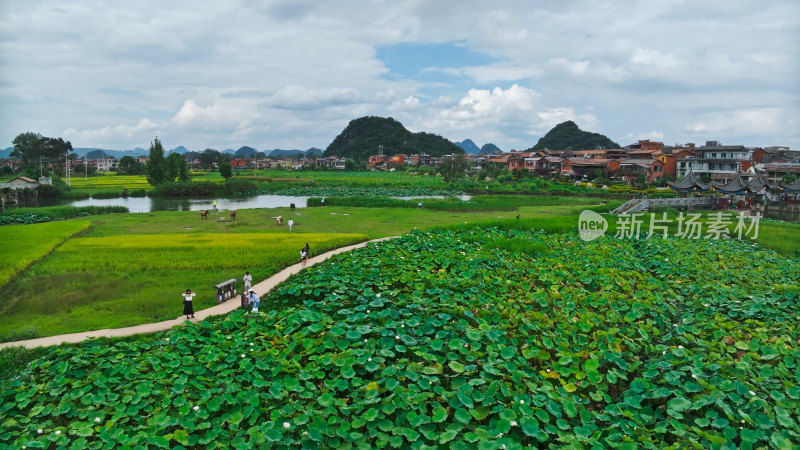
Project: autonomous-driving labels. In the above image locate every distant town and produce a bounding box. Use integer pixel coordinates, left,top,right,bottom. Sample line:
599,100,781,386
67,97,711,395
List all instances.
4,139,796,186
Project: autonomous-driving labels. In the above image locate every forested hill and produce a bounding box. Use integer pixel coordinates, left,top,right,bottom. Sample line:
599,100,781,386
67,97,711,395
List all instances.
528,121,620,151
324,116,463,161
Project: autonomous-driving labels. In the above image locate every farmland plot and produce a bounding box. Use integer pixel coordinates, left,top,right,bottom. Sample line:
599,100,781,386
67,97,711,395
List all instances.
0,232,365,339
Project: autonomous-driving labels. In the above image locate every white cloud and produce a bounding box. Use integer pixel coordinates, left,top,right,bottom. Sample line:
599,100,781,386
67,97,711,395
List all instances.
2,0,798,150
388,96,420,112
637,131,665,141
64,119,162,142
536,109,599,133
686,108,788,139
268,85,362,110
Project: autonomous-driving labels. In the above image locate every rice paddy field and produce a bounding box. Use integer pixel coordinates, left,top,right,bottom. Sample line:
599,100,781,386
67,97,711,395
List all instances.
67,173,154,195
0,231,365,341
0,221,91,287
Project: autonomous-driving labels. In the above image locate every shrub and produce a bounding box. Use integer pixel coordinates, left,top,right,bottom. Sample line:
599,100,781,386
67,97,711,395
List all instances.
224,178,260,194
151,181,220,197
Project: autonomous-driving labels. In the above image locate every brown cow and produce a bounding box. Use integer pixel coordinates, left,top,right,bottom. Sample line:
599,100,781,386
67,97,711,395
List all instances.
200,210,209,219
276,215,283,225
230,210,237,220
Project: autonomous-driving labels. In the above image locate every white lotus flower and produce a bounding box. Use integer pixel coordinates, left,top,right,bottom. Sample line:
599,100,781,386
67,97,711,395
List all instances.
283,422,290,428
376,293,381,298
94,417,101,423
193,405,200,411
510,420,518,427
395,335,400,340
250,343,254,346
241,354,246,358
519,400,525,404
749,390,756,396
37,429,43,434
55,430,61,435
678,345,684,349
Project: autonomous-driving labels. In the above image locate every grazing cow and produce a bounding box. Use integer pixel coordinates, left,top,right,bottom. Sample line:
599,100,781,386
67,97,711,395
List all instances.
276,216,283,226
230,210,237,220
200,210,209,220
290,203,296,211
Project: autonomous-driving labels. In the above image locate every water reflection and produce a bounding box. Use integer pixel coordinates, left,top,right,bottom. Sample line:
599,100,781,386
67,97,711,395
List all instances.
34,193,472,213
44,195,311,213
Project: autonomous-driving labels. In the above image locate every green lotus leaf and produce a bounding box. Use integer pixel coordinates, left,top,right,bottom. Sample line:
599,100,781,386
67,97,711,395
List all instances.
363,408,380,422
448,361,465,374
454,408,472,424
667,397,692,415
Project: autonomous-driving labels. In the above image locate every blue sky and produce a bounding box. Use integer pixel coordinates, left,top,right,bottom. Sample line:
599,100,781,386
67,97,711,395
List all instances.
0,0,798,152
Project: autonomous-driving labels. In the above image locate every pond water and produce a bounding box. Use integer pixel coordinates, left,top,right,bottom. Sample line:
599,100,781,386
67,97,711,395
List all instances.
34,193,472,213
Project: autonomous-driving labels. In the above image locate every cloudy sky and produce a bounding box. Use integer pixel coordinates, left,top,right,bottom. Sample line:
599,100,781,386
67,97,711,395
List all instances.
1,0,798,152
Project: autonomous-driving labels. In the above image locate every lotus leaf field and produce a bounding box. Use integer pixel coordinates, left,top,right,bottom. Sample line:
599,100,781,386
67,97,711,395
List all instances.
1,228,799,448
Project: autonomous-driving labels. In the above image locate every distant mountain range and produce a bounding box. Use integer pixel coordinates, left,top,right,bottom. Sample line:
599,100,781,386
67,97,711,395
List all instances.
0,146,324,159
455,139,503,154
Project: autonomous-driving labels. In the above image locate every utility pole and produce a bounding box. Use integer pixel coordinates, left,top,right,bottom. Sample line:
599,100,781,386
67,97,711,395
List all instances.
66,153,71,186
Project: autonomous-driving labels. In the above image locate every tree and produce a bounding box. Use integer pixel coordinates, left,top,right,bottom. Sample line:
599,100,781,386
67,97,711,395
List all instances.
166,152,189,182
344,159,357,171
117,156,144,175
11,132,73,170
219,162,232,180
11,132,44,166
782,173,797,185
438,154,469,183
198,149,222,169
146,137,168,186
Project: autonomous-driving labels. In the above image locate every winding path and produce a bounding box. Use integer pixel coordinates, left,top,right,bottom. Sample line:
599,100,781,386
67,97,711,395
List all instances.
0,237,396,350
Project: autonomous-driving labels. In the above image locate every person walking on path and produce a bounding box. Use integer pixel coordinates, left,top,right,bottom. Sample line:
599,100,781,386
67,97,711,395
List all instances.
243,271,252,293
182,289,196,319
288,218,294,231
301,243,310,267
213,200,217,212
248,290,260,312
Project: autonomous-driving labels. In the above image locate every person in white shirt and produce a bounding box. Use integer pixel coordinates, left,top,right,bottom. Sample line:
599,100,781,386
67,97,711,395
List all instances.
288,218,294,231
182,289,195,319
243,271,252,292
248,290,260,311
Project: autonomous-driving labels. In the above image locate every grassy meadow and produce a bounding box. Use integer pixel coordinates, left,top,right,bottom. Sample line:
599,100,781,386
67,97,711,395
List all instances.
0,232,365,340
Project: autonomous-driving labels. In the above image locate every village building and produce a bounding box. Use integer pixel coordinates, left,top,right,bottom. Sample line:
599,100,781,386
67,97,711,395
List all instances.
675,141,752,183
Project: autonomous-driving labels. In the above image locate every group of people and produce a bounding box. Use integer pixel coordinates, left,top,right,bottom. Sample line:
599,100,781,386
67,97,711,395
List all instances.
182,244,311,318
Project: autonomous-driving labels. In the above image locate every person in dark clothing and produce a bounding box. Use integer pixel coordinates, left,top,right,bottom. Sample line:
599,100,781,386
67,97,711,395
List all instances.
182,289,195,319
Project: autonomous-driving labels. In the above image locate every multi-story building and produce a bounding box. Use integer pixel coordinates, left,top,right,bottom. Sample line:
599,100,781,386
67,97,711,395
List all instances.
675,141,752,183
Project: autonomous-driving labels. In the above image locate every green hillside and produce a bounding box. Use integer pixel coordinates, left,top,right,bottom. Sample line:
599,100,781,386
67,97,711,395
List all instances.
529,121,620,151
324,116,463,161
